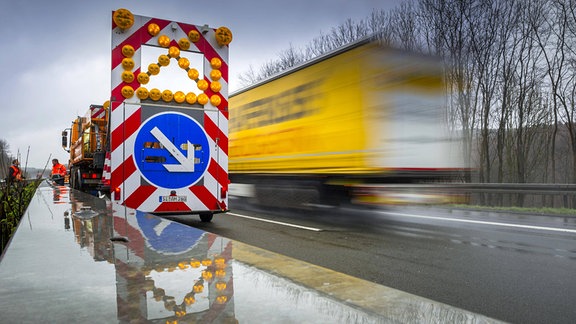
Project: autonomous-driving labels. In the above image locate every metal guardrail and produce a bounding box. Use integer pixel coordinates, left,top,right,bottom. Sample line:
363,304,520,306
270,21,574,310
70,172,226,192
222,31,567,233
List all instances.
368,183,576,196
353,183,576,208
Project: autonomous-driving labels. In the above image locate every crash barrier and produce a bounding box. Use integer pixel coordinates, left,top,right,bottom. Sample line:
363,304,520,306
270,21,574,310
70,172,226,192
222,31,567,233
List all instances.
0,182,503,323
352,183,576,209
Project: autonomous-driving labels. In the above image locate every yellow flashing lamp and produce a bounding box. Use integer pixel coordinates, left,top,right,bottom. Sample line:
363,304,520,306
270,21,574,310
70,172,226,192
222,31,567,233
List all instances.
188,30,200,43
121,70,135,83
178,57,190,69
210,81,222,93
215,27,233,46
197,93,209,105
168,46,180,58
189,259,201,268
122,45,135,58
193,284,204,294
158,54,170,67
185,295,195,305
178,38,190,50
215,281,227,291
188,68,199,80
121,86,134,98
162,90,173,102
137,72,150,84
197,79,209,91
121,58,135,71
137,87,149,100
202,270,213,281
147,23,160,36
201,258,212,267
214,256,226,268
113,8,134,30
215,269,226,278
175,309,186,317
174,91,185,103
210,70,222,81
210,95,221,107
148,63,160,75
149,88,161,101
185,92,197,104
158,35,170,47
210,58,222,69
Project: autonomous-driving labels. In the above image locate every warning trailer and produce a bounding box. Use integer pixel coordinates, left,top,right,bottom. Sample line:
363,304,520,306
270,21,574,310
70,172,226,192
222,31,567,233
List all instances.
62,8,231,222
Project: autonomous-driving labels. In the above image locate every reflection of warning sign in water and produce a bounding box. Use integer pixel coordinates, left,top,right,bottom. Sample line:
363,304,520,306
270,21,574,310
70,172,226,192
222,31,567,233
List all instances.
134,112,211,189
136,211,204,254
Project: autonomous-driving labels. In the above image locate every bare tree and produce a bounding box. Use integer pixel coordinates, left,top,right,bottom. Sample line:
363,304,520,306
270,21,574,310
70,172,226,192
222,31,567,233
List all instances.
388,1,422,51
0,139,12,180
418,0,478,182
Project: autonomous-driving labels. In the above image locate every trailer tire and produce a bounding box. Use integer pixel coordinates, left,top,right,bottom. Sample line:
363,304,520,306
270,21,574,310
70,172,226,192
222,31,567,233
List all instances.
199,213,213,223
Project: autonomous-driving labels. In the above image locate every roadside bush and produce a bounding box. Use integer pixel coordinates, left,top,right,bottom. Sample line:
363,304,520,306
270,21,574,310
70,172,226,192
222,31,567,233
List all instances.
0,180,40,254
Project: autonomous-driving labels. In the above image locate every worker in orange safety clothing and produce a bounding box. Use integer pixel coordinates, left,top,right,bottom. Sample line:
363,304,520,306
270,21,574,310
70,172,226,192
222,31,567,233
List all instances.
7,159,23,183
51,158,67,186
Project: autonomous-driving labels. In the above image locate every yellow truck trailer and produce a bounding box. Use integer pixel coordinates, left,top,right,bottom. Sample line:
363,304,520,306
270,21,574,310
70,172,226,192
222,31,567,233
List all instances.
229,37,466,207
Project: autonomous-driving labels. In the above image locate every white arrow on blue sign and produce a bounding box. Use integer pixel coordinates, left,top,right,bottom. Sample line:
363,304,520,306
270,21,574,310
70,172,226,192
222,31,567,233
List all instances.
150,126,195,172
133,112,210,189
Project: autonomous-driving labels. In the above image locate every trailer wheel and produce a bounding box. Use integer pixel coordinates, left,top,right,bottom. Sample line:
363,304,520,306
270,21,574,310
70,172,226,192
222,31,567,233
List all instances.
199,213,213,222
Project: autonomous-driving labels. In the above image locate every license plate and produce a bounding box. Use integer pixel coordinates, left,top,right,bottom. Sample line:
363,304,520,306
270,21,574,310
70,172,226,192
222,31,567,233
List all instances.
159,195,187,202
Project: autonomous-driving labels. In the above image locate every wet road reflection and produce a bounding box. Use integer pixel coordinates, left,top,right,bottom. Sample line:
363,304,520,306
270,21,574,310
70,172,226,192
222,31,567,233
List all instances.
0,183,501,323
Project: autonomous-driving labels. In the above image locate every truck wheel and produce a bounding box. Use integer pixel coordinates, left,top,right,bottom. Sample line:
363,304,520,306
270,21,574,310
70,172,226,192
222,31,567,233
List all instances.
199,213,213,222
74,169,82,190
70,169,79,190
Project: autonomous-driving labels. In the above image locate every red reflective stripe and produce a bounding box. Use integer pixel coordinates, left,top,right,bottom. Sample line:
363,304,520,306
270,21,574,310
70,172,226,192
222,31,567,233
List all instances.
110,157,137,191
123,185,157,209
204,115,228,155
189,186,219,210
208,158,228,189
155,202,190,213
111,108,141,152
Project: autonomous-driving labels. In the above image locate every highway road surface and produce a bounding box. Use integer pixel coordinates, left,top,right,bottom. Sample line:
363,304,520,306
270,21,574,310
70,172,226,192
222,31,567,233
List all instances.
170,199,576,324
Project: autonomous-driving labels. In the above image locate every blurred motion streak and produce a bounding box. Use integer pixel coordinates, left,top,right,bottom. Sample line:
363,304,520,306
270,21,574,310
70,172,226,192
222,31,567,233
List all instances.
229,37,468,208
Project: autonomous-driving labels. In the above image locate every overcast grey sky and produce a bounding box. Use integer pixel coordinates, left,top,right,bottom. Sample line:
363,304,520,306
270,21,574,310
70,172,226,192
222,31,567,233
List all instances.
0,0,397,168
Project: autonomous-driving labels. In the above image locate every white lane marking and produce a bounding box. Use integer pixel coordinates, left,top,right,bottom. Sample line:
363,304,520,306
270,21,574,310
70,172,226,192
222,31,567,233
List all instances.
226,212,323,232
383,212,576,234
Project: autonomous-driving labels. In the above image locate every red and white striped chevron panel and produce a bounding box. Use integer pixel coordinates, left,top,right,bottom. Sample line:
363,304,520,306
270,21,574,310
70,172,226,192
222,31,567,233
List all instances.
110,9,229,214
91,106,106,119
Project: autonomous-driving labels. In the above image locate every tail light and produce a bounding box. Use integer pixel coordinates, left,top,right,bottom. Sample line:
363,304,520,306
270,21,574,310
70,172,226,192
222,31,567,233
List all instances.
114,187,121,200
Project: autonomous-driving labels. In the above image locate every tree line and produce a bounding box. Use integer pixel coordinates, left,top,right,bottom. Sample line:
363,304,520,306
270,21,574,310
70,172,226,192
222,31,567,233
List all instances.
239,0,576,187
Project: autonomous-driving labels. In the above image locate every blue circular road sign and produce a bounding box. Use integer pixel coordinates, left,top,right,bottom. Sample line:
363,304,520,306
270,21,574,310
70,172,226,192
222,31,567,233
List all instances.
133,112,210,189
